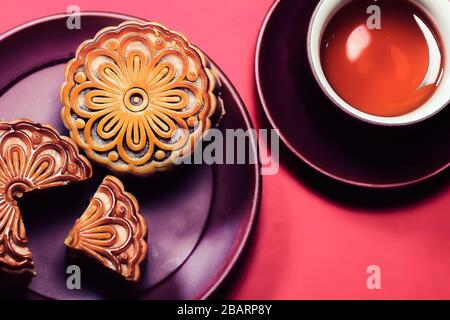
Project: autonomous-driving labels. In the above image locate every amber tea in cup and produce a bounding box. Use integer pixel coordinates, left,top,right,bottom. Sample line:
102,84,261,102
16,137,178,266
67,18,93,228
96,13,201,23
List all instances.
320,0,444,117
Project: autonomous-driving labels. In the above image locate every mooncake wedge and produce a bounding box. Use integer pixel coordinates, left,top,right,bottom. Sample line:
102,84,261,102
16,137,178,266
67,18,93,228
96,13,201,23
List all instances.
65,175,147,281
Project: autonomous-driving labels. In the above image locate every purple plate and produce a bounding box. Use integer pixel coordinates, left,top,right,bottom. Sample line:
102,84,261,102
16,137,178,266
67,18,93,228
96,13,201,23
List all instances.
0,12,260,299
256,0,449,188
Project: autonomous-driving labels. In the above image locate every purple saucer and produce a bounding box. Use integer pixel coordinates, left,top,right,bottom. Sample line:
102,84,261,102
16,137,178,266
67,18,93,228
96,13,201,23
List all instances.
256,0,449,188
0,12,260,299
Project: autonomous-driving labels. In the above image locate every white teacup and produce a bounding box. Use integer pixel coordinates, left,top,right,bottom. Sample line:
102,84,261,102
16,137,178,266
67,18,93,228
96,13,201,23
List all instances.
307,0,450,126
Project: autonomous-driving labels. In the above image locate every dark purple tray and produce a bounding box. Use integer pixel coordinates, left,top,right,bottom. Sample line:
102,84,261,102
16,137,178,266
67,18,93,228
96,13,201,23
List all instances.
256,0,449,188
0,12,260,299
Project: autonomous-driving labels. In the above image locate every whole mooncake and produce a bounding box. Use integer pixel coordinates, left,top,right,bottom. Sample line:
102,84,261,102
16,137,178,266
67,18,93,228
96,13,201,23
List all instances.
61,21,223,176
65,175,147,281
0,120,93,275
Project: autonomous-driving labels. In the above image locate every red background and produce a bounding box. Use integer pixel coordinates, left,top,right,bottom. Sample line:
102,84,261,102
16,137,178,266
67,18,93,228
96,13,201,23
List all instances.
1,0,449,299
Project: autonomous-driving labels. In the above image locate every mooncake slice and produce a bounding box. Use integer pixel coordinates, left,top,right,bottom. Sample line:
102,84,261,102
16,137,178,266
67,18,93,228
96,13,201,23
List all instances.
61,21,224,176
0,119,93,275
65,175,147,281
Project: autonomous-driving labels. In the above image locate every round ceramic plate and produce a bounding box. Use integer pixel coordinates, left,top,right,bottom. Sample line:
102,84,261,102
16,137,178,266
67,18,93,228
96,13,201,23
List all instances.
0,12,260,299
256,0,449,188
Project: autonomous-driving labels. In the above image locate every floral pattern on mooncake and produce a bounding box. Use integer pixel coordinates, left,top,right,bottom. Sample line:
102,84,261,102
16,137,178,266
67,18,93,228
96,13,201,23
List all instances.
61,21,223,176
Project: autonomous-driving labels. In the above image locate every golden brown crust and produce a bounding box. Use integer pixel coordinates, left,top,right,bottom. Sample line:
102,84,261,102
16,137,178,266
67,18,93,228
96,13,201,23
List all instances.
65,175,147,281
61,21,223,176
0,119,93,275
